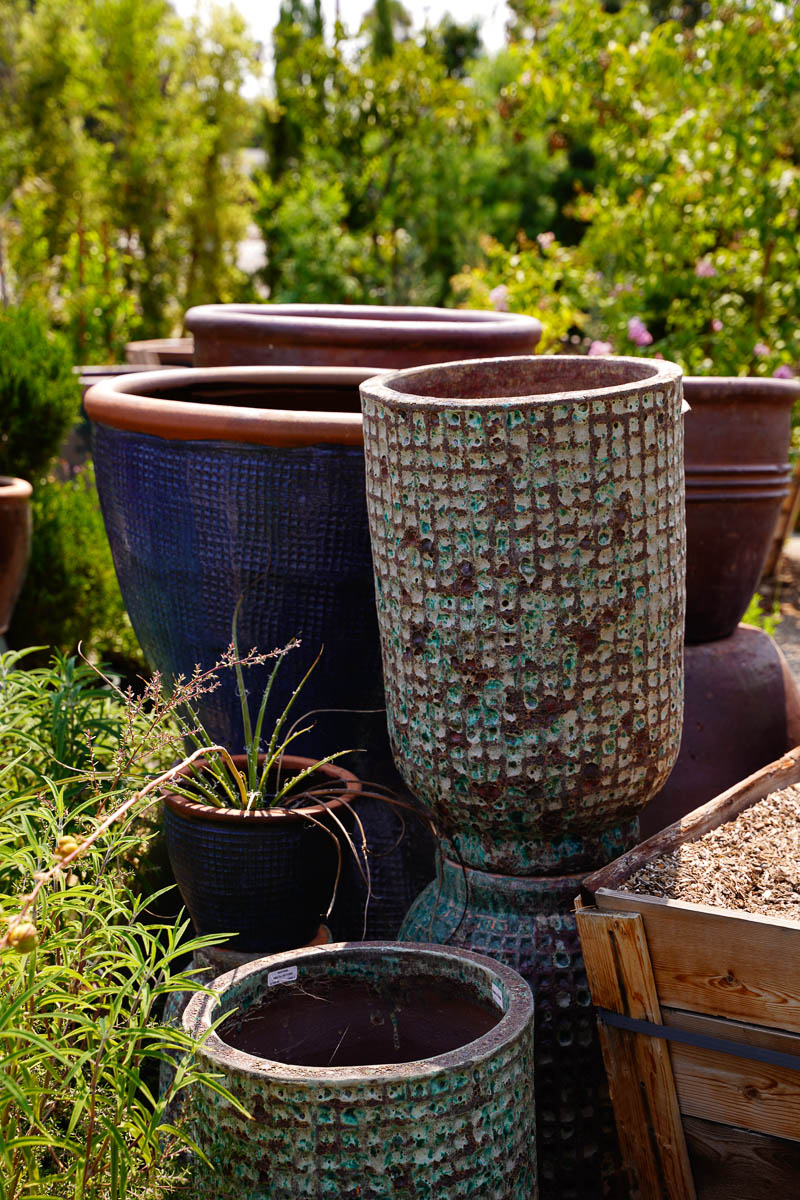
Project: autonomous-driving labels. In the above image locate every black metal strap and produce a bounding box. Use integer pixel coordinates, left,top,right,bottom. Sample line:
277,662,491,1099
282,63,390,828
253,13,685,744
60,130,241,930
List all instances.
596,1007,800,1074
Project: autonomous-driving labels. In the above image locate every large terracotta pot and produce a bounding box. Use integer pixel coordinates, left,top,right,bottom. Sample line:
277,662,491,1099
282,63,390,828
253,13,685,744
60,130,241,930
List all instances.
85,366,381,762
185,302,542,368
683,375,798,643
639,622,800,837
361,355,686,875
183,942,536,1199
0,477,33,636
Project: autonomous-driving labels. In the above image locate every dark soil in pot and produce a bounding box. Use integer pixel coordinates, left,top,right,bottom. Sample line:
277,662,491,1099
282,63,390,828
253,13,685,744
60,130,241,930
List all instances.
218,973,499,1066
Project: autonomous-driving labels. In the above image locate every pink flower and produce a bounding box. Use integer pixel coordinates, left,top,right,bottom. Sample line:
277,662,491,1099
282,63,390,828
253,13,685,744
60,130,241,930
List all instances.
536,231,555,250
711,318,723,332
489,284,509,312
588,340,613,357
627,316,653,347
695,258,716,278
774,365,795,379
754,342,770,357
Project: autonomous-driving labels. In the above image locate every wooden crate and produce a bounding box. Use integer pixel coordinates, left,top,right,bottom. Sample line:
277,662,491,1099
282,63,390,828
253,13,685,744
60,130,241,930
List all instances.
576,746,800,1200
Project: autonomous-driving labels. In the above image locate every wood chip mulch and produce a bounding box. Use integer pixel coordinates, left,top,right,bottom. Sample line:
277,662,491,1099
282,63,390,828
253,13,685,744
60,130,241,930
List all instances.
621,784,800,920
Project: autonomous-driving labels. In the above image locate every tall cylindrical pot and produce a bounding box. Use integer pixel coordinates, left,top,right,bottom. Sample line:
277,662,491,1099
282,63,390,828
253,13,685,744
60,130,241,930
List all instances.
361,356,686,874
185,302,542,369
183,941,537,1199
683,375,798,643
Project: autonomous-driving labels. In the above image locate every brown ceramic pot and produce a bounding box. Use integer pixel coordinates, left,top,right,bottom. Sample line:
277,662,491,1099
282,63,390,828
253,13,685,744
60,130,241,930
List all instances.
639,622,800,837
125,337,194,366
185,303,542,368
683,376,799,643
0,477,33,636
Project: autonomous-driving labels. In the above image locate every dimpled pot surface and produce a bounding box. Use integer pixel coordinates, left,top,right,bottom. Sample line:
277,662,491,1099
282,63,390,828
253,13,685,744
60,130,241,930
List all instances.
183,942,536,1199
361,355,686,874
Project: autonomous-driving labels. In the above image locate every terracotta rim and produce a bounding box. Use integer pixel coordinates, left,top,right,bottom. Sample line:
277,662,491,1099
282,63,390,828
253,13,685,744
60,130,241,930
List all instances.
185,303,542,349
684,376,800,405
183,941,534,1083
84,366,377,447
0,477,33,500
162,753,361,824
361,354,682,410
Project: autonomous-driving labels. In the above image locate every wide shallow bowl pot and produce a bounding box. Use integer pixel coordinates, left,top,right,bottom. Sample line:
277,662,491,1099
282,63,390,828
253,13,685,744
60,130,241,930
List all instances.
125,336,194,366
185,302,542,368
162,754,360,952
0,476,33,635
361,355,686,874
85,366,384,762
683,375,798,643
183,941,536,1199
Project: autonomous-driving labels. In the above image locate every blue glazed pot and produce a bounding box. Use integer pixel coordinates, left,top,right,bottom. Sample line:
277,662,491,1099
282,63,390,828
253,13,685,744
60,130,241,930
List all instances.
85,367,387,766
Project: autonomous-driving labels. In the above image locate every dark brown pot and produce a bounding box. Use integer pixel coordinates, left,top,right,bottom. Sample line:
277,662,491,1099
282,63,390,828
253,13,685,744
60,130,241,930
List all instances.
125,337,194,366
162,753,361,952
684,376,799,643
0,477,33,636
639,623,800,837
185,303,542,368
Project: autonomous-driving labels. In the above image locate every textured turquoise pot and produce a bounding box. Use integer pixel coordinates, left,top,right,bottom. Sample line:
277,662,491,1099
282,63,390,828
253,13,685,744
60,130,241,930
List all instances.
361,355,686,874
400,860,625,1200
183,941,536,1199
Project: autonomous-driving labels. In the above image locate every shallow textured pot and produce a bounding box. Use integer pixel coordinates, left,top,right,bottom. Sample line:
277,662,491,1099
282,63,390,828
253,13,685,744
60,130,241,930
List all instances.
683,376,798,643
183,941,536,1199
401,861,624,1200
0,477,33,636
640,622,800,837
125,336,194,366
185,302,542,368
163,754,360,952
361,355,686,874
85,366,385,764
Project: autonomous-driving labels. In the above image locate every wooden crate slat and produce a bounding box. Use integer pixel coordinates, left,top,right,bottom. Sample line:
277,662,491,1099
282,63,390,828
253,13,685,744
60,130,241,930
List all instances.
593,889,800,1033
670,1040,800,1144
684,1115,800,1200
576,906,696,1200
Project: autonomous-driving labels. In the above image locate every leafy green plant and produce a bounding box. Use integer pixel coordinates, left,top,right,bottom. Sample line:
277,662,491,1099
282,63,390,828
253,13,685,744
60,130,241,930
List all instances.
0,646,255,1200
742,592,782,638
7,464,145,670
0,304,80,482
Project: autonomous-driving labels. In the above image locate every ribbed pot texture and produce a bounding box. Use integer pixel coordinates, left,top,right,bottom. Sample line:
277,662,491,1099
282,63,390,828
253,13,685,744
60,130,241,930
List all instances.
185,302,542,369
361,355,686,874
0,477,33,635
683,375,798,643
183,942,537,1199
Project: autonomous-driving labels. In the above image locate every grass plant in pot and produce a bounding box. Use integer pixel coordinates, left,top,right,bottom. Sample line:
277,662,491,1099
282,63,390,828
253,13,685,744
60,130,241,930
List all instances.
183,941,537,1199
162,627,366,954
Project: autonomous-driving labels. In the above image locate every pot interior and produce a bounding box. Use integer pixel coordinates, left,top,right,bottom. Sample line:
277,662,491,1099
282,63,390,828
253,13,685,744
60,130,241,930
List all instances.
218,971,499,1066
135,379,363,413
388,356,662,400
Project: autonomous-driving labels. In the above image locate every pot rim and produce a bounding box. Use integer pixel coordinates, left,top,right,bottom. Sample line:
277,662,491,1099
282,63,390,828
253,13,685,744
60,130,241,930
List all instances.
360,353,682,411
184,303,542,347
0,477,33,499
183,940,534,1082
683,375,800,405
84,365,376,446
162,753,361,824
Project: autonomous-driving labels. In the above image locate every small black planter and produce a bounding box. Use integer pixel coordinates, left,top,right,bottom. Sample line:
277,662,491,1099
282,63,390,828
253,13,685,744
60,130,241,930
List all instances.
162,755,361,953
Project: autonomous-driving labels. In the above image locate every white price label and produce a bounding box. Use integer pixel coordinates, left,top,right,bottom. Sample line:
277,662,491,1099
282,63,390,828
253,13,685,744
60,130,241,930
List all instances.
267,965,298,987
492,981,505,1011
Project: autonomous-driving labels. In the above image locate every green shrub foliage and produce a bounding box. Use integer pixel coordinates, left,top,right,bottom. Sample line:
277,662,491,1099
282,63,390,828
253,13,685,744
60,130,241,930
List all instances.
0,305,80,481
